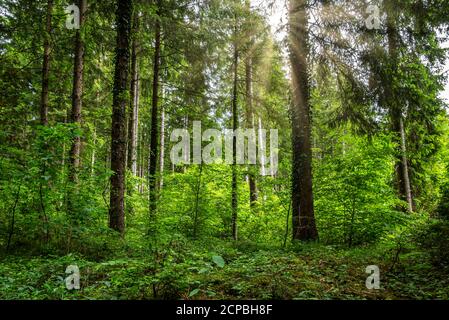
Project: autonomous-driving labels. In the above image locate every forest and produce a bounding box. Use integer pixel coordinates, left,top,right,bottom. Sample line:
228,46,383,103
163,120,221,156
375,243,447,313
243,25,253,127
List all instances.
0,0,449,300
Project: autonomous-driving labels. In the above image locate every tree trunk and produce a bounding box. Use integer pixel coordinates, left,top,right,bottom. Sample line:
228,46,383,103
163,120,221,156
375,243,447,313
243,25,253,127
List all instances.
69,0,87,183
231,25,239,241
386,0,414,212
149,0,162,218
289,0,318,241
159,101,165,190
127,12,139,176
244,0,258,208
40,0,53,126
245,44,258,209
91,125,96,177
109,0,133,235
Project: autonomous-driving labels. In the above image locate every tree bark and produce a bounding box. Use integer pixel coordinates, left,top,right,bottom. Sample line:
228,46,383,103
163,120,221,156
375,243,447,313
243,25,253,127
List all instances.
40,0,53,126
109,0,133,235
69,0,87,183
289,0,318,241
149,0,162,218
127,12,139,176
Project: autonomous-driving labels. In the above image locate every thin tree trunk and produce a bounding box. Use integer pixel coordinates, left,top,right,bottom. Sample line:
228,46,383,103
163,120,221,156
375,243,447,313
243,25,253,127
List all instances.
289,0,318,241
245,40,258,208
91,125,96,177
127,12,139,176
386,0,414,212
399,116,413,212
244,0,258,208
149,0,162,218
40,0,53,126
159,101,165,190
231,24,239,241
69,0,87,183
109,0,133,235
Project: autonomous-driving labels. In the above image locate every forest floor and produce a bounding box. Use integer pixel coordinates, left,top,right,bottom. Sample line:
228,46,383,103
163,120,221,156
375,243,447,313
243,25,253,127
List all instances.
1,240,448,300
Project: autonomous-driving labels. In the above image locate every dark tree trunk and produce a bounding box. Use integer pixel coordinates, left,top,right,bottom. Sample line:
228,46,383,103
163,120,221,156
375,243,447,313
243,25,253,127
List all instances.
148,0,162,218
40,0,53,126
127,12,139,176
69,0,87,183
289,0,318,241
109,0,133,235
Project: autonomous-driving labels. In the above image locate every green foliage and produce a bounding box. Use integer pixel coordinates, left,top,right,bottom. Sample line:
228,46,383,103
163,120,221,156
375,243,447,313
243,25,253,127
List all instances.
212,255,225,268
1,0,448,301
314,132,404,246
1,239,448,300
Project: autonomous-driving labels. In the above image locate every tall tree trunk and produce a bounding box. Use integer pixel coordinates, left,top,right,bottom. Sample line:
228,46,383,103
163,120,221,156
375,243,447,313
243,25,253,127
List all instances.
231,25,239,241
245,43,258,208
109,0,133,235
386,0,414,212
159,101,165,190
127,12,139,176
69,0,87,183
244,0,257,208
289,0,318,241
149,0,162,218
40,0,53,126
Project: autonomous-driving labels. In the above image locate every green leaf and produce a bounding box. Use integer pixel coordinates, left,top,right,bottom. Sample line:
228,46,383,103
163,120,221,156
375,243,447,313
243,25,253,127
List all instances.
189,289,200,297
212,255,225,268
